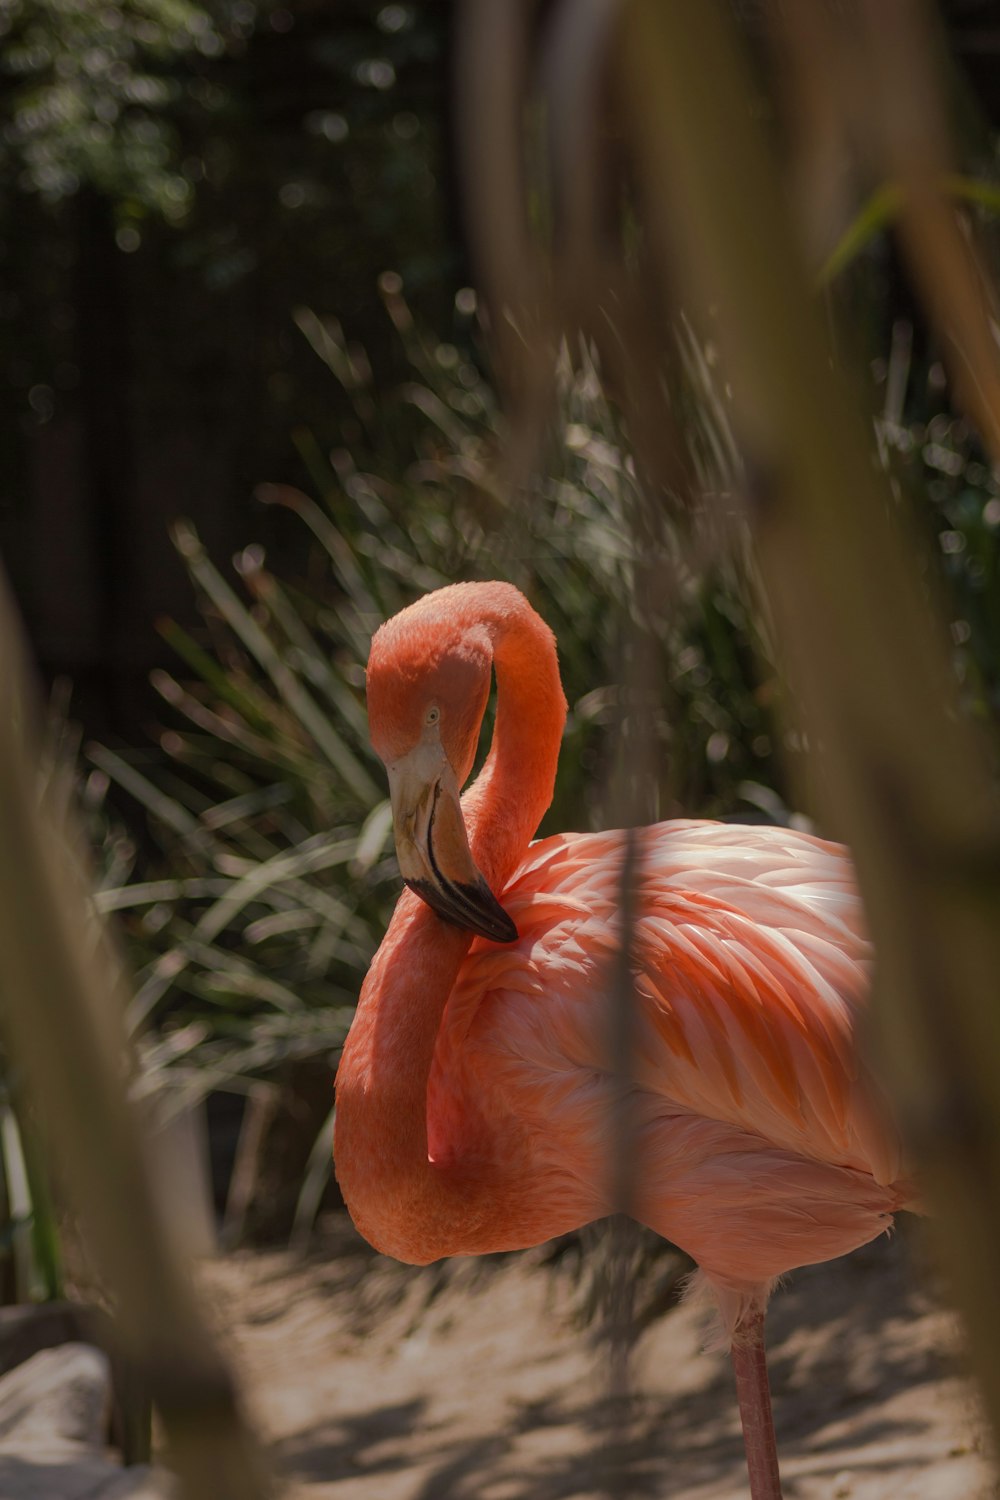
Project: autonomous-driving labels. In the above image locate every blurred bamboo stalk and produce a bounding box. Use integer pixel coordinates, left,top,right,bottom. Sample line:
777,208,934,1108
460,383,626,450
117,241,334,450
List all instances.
618,0,1000,1441
0,568,271,1500
456,8,689,1486
454,0,558,496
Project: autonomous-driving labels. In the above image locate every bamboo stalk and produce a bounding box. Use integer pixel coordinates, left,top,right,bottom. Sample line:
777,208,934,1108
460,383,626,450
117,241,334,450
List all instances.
0,573,271,1500
617,0,1000,1439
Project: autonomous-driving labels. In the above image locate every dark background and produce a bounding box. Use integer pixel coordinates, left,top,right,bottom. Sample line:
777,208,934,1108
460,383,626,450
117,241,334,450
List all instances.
2,0,999,741
1,1,461,737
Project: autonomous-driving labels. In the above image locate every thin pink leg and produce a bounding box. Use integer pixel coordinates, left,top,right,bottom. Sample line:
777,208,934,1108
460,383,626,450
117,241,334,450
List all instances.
730,1307,783,1500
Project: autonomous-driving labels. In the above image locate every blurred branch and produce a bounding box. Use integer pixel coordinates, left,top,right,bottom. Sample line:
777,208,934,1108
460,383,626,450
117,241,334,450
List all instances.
0,568,270,1500
540,0,694,507
618,0,1000,1442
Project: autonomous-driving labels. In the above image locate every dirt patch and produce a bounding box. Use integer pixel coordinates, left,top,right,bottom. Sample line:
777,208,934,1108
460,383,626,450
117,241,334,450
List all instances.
202,1218,994,1499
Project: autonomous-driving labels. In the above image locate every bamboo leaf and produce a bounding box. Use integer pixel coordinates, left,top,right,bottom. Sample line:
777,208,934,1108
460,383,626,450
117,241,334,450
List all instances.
819,174,1000,286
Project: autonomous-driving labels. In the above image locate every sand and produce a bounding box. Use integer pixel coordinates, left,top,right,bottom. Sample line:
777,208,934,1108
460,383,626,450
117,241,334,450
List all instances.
202,1218,994,1499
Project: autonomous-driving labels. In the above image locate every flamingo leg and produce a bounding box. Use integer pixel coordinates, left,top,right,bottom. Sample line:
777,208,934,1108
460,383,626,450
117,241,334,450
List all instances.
730,1307,784,1500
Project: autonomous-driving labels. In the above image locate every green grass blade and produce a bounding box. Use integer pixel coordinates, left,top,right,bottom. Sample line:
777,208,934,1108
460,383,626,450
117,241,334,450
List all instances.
87,745,209,846
351,798,393,875
254,485,382,633
238,566,372,742
171,523,380,802
294,308,364,393
95,878,231,912
200,783,295,830
290,1103,336,1248
190,833,357,946
156,619,277,732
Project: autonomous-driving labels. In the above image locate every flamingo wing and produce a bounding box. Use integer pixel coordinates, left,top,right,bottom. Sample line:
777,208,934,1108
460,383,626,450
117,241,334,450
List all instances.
434,820,901,1189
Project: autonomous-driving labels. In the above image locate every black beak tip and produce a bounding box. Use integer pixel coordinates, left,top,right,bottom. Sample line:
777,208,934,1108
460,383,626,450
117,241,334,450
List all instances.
464,877,519,944
404,876,519,945
492,907,519,945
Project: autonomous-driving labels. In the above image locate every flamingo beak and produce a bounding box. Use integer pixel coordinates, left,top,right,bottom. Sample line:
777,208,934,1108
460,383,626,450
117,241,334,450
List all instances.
386,748,518,944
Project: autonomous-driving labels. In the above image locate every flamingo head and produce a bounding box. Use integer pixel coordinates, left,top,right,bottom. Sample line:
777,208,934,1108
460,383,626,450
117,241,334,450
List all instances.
366,608,517,944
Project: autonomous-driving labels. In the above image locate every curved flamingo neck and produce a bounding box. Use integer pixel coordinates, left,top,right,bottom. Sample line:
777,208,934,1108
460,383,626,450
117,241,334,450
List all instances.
462,587,568,889
334,585,567,1264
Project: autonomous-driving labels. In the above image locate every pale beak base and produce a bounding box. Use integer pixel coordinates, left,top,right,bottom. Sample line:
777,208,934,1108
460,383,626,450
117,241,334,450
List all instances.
387,743,518,945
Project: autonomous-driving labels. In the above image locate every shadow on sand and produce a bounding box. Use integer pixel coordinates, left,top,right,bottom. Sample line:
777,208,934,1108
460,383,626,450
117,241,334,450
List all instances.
272,1225,969,1499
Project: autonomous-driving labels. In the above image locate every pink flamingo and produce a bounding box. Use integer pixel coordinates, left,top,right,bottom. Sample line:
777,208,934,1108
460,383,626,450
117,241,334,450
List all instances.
334,581,912,1500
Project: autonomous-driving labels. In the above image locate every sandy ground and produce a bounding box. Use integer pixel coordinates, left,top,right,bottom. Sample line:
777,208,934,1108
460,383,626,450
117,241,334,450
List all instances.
203,1218,995,1500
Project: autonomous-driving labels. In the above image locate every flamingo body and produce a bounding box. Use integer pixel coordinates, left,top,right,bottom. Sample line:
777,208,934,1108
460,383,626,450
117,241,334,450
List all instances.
334,580,912,1497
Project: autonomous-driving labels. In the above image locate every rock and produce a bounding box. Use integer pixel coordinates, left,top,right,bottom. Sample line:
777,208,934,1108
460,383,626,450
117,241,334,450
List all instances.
0,1448,127,1499
0,1303,115,1380
94,1465,177,1497
0,1344,110,1448
0,1301,140,1457
0,1455,175,1498
0,1344,176,1499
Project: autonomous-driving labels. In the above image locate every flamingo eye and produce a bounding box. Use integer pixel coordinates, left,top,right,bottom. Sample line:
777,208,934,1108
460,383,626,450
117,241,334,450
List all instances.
426,706,440,726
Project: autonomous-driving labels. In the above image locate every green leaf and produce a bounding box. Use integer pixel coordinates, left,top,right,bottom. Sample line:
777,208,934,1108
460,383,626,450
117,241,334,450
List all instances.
819,174,1000,285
